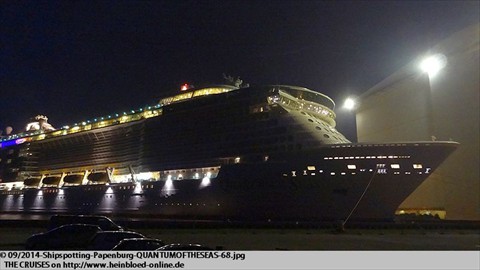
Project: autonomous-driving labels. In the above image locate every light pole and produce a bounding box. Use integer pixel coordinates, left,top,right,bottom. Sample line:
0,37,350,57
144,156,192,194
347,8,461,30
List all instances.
419,54,447,140
339,96,358,142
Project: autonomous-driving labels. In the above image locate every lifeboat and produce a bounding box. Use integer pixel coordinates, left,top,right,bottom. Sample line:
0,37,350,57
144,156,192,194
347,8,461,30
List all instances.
87,172,109,184
42,176,61,186
24,178,41,187
63,174,84,185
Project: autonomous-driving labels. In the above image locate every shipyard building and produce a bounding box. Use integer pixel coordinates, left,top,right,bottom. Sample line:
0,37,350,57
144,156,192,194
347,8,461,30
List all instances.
356,24,479,220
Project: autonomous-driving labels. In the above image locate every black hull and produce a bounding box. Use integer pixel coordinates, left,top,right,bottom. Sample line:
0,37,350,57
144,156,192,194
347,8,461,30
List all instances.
0,142,458,222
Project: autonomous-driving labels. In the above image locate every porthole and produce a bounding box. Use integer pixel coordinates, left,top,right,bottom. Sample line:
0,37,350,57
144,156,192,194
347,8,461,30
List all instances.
323,134,330,139
315,126,322,130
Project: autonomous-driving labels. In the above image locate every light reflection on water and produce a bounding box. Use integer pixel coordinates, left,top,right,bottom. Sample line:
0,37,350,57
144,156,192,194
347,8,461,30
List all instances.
0,213,51,221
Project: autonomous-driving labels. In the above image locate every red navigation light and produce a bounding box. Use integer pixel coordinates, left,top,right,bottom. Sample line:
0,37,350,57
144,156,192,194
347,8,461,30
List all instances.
181,84,189,91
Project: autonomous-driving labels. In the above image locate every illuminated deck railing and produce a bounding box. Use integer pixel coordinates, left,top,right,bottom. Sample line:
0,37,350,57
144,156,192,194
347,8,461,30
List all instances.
0,85,334,147
0,105,163,147
159,85,237,106
0,86,238,147
270,86,337,126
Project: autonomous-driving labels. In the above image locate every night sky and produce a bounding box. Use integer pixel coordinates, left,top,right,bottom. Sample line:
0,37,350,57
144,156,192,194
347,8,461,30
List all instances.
1,0,479,141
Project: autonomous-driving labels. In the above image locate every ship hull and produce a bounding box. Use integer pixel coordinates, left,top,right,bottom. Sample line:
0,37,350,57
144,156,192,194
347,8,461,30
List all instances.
0,142,457,222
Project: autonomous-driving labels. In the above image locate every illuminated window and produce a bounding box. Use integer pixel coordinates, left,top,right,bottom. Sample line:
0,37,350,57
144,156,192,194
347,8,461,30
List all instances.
67,126,80,133
192,87,232,98
377,169,387,174
307,166,316,171
234,157,241,163
413,164,423,169
390,164,400,169
347,165,356,170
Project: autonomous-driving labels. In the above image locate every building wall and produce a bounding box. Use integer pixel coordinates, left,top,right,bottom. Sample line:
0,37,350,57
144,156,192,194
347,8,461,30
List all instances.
356,24,479,220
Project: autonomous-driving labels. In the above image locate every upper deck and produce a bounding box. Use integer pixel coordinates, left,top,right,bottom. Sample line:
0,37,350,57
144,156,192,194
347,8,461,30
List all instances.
0,84,337,147
275,85,335,110
268,85,337,127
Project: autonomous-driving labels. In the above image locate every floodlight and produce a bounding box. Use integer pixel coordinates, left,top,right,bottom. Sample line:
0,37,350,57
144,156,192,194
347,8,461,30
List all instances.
420,54,447,78
343,97,356,110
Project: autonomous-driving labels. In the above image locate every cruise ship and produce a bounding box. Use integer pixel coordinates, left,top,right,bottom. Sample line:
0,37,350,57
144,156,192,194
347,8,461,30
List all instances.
0,83,458,221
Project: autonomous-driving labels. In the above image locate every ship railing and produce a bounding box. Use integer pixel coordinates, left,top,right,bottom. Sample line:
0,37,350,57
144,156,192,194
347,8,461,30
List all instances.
270,90,336,126
273,85,336,109
0,106,162,146
159,85,237,106
278,90,335,116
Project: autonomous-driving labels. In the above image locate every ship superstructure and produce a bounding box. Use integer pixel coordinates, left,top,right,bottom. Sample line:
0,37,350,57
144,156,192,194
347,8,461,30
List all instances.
0,84,458,221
